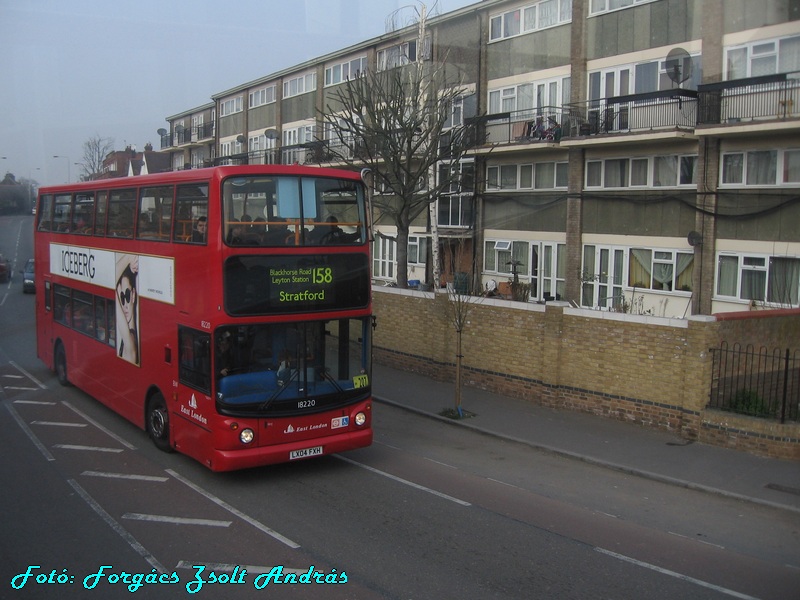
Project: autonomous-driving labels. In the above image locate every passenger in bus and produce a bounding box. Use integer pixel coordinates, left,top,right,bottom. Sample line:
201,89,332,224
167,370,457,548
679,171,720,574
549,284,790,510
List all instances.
226,219,244,245
191,216,207,243
265,217,292,245
115,255,140,365
216,330,234,378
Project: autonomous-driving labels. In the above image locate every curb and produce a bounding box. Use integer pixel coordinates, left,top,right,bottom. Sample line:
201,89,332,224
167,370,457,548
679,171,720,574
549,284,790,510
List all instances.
374,395,800,515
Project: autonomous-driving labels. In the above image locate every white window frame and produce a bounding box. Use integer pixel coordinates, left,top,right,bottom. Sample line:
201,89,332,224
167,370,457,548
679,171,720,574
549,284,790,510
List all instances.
589,0,657,17
374,236,396,280
325,56,368,86
715,253,800,307
586,155,698,188
484,240,530,279
488,162,568,190
283,72,317,99
219,96,243,117
249,85,276,108
720,149,800,187
489,0,572,42
725,34,800,80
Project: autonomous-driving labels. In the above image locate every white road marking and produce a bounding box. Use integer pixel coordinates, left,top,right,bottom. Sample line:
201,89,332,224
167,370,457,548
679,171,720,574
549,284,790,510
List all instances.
4,402,55,461
82,470,169,483
595,547,762,600
68,479,166,573
123,513,232,528
53,444,124,453
32,421,87,427
166,469,300,549
335,455,472,506
13,400,57,405
63,400,137,449
10,361,47,389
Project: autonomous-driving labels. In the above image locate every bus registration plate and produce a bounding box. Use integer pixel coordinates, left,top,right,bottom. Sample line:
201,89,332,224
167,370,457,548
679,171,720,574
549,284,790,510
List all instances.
290,446,323,460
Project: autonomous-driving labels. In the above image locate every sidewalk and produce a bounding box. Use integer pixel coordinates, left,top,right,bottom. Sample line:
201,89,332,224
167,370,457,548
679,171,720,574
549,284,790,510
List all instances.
372,363,800,513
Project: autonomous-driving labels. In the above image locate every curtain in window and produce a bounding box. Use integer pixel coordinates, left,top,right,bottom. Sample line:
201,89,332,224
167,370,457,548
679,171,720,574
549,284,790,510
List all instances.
717,255,738,296
605,159,628,187
629,249,651,287
726,48,747,79
654,156,677,187
746,151,777,185
784,150,800,183
518,84,534,112
676,253,694,290
484,242,497,271
539,0,558,27
652,262,674,290
779,36,800,72
741,269,766,301
512,242,529,275
768,257,800,306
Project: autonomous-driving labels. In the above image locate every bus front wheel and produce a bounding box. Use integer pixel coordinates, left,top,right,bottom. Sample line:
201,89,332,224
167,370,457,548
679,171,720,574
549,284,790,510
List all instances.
54,342,70,387
147,393,173,453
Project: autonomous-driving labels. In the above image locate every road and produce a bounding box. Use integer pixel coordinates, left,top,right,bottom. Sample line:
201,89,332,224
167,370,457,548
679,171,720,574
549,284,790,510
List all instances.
1,213,798,599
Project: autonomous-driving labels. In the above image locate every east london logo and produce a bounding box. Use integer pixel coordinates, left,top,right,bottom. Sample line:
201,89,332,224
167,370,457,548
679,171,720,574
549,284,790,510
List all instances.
181,395,207,425
283,422,329,435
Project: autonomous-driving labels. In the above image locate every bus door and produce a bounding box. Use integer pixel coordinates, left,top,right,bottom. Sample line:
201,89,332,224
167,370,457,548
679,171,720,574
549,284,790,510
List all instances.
38,277,54,367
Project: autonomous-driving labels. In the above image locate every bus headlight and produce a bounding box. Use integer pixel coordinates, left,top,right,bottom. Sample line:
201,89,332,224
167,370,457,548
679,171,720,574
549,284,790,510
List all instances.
354,412,367,427
239,428,255,444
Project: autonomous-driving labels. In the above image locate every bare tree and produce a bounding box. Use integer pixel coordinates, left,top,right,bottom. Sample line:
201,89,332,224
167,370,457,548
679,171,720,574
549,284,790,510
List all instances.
79,135,114,181
321,21,478,288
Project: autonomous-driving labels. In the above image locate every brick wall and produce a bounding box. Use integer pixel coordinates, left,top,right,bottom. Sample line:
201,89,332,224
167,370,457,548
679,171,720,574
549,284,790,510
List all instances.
373,288,800,460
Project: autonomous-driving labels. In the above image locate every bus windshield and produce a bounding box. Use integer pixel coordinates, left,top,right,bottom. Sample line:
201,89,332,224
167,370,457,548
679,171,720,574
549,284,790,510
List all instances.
222,175,365,246
214,317,371,416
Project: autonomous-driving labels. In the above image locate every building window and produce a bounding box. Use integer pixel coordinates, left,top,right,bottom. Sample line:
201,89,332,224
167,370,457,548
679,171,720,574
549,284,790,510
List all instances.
408,236,428,265
720,150,791,186
717,254,800,306
377,39,429,71
325,56,368,86
487,162,568,190
629,249,694,292
589,0,657,16
283,72,317,99
490,0,572,42
249,85,276,108
374,236,396,280
220,96,243,117
587,155,698,188
726,34,800,80
484,240,529,277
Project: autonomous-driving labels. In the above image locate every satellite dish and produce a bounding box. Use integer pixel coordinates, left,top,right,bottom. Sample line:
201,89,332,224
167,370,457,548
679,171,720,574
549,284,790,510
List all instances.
264,128,279,140
665,47,692,86
236,134,246,144
157,128,167,136
687,231,703,247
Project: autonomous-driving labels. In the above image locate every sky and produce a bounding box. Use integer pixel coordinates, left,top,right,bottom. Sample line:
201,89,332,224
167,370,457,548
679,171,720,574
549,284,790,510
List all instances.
0,0,476,186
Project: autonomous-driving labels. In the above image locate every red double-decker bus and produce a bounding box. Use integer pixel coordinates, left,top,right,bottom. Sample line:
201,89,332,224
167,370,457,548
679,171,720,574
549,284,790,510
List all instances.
34,165,373,471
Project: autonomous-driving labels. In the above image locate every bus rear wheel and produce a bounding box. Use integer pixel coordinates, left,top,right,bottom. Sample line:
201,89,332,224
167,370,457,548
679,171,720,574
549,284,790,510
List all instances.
147,392,173,453
54,342,70,387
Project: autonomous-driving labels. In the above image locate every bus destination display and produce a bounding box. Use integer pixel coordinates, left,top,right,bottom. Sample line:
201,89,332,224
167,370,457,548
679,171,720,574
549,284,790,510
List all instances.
225,254,369,315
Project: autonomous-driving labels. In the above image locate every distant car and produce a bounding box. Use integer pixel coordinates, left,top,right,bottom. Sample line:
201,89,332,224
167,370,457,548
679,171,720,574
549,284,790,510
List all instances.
21,258,35,293
0,254,10,283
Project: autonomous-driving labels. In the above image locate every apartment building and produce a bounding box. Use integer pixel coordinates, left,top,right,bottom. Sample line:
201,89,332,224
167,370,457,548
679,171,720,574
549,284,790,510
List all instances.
160,0,800,318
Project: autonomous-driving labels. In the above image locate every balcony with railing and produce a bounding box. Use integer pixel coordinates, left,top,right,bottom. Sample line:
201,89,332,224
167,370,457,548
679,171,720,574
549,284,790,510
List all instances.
697,71,800,132
160,122,216,150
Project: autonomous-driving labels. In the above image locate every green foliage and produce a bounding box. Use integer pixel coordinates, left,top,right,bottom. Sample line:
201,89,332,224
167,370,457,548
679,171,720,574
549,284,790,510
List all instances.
728,388,772,417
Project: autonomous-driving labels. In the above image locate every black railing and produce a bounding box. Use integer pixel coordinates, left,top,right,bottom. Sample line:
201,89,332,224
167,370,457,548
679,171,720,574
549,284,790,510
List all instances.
698,71,800,124
709,343,799,423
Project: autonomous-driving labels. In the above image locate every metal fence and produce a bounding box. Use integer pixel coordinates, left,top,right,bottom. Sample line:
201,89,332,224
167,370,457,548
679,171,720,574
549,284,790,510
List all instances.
709,343,800,423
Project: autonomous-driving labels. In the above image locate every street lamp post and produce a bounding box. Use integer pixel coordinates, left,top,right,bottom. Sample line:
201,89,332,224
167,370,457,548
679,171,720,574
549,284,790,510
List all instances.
52,155,71,183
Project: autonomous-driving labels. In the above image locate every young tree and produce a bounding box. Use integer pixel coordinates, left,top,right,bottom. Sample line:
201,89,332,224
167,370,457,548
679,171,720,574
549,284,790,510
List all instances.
321,18,478,288
79,135,114,181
